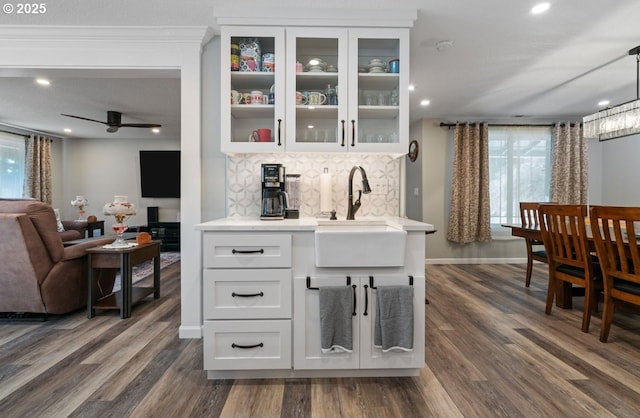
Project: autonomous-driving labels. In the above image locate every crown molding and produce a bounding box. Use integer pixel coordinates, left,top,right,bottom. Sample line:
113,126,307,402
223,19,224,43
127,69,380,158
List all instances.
0,25,214,44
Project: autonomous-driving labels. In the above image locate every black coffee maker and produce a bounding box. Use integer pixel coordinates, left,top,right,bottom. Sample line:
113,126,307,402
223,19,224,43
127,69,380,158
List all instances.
260,163,286,220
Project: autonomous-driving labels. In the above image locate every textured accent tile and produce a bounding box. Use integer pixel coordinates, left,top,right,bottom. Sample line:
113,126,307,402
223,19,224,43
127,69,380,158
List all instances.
226,154,400,219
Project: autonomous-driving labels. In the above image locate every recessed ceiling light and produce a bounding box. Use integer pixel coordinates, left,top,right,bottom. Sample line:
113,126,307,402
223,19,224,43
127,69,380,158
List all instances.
63,128,72,133
408,84,415,91
36,78,50,86
531,3,551,14
420,99,431,106
598,100,610,107
151,128,160,134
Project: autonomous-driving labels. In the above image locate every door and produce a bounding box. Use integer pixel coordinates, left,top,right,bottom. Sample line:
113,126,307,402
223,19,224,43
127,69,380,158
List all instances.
221,26,286,153
285,27,349,152
358,275,425,369
348,28,409,154
293,275,359,369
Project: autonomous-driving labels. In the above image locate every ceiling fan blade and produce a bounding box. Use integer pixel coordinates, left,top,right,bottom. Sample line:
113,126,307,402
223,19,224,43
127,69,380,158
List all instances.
61,113,107,125
120,123,162,128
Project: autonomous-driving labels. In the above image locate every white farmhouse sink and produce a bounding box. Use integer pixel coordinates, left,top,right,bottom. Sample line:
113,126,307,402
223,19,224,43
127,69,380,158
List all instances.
314,220,407,267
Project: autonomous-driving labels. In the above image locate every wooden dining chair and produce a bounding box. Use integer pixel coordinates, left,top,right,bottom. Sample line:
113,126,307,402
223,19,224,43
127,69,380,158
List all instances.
538,204,601,333
520,202,553,287
589,205,640,342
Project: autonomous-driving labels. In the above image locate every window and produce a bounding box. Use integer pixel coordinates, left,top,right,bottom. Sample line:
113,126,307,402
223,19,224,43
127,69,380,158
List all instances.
489,126,552,227
0,132,26,198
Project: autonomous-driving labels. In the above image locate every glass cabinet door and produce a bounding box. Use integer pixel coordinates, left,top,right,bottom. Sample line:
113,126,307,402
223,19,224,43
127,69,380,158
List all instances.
348,28,409,154
221,26,285,153
285,28,348,152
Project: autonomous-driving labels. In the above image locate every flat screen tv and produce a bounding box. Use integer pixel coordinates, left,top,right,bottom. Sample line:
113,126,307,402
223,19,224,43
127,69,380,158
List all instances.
139,150,180,198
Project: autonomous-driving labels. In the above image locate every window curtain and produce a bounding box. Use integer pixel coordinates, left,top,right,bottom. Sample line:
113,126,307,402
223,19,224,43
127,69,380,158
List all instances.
550,123,587,204
447,122,492,243
23,134,53,203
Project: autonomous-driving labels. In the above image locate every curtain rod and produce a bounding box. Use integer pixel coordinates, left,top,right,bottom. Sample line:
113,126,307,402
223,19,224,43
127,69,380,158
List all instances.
439,122,578,128
0,129,29,138
0,123,64,140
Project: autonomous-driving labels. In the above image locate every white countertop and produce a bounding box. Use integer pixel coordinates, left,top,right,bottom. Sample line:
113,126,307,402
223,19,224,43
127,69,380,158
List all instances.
195,216,435,232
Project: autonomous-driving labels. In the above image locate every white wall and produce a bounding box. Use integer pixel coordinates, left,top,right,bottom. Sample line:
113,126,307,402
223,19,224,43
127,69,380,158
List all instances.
57,136,180,226
596,133,640,206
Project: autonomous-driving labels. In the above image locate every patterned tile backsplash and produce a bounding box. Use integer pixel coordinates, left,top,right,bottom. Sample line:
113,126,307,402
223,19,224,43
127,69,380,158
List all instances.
226,154,400,219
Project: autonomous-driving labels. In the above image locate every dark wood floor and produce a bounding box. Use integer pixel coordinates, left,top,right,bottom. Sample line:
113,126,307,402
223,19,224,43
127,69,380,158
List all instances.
1,262,640,417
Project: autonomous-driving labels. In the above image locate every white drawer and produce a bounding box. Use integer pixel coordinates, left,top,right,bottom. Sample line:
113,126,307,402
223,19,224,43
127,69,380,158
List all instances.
203,233,292,268
203,320,291,370
203,269,292,319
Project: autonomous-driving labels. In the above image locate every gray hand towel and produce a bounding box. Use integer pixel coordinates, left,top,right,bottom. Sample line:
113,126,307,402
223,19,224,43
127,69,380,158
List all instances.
374,285,414,352
319,286,353,353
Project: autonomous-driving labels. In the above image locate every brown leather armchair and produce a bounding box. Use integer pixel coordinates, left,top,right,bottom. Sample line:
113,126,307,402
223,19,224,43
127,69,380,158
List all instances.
0,199,116,316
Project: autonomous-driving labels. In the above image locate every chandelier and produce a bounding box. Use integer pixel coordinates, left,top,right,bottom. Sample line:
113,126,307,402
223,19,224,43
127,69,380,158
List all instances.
583,45,640,141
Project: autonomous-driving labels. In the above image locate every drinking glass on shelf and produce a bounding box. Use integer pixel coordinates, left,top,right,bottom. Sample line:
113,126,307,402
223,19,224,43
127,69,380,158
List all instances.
365,93,378,106
378,91,389,106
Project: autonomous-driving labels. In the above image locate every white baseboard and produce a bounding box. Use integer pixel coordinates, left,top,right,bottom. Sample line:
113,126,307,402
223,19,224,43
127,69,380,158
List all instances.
426,258,528,264
179,325,202,339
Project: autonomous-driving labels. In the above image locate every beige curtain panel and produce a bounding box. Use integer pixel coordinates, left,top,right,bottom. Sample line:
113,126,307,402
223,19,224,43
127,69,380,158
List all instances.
447,122,491,244
24,134,53,204
551,122,588,204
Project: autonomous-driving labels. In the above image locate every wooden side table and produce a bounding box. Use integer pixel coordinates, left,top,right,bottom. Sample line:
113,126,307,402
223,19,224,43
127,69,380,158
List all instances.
86,240,161,319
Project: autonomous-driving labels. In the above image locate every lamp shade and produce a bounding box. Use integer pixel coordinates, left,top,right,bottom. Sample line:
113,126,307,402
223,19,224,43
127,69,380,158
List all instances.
103,195,136,216
71,195,88,208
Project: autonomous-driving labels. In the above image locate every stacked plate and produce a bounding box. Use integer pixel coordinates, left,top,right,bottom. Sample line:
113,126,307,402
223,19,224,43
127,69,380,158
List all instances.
367,58,387,73
306,57,327,72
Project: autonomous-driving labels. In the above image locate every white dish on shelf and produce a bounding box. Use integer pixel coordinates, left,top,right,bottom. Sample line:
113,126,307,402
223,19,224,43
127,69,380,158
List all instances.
367,61,387,69
369,68,387,73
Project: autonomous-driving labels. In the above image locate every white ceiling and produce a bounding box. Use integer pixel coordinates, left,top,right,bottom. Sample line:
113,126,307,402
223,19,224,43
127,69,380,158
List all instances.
1,0,640,140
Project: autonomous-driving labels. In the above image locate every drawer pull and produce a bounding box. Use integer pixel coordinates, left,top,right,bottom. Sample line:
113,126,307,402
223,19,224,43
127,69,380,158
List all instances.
232,291,264,298
231,342,264,349
231,248,264,254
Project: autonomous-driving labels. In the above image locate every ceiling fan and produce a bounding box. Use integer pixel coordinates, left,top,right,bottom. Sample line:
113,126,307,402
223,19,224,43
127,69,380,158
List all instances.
61,110,161,133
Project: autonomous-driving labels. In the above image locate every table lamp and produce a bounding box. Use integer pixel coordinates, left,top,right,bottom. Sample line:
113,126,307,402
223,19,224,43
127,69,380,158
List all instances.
70,195,88,220
103,195,136,248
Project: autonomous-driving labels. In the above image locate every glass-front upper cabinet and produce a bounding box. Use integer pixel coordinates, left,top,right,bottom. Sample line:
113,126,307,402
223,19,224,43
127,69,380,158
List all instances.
348,28,409,154
220,26,285,153
285,28,348,152
285,27,409,153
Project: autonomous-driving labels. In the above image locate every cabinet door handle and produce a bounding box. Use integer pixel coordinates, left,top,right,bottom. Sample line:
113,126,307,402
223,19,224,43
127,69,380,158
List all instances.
277,119,282,146
352,284,357,316
231,249,264,254
350,120,356,147
231,342,264,349
363,284,369,316
340,120,346,147
232,291,264,298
